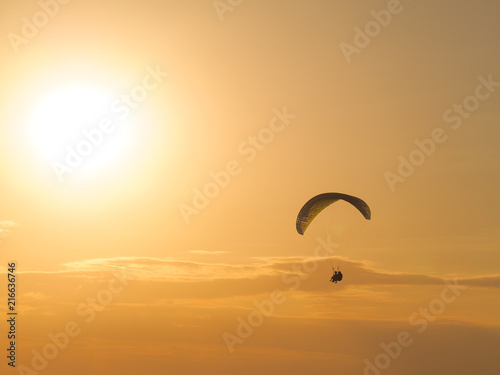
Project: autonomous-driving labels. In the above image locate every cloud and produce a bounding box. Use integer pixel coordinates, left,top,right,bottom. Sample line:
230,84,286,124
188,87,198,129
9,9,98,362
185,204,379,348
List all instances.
10,254,496,306
457,274,500,288
60,256,276,282
22,292,49,300
189,250,230,255
0,220,17,237
46,254,500,303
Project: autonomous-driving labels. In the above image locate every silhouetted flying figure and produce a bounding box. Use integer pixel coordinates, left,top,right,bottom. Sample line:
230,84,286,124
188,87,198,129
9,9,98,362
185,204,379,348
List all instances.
330,270,338,283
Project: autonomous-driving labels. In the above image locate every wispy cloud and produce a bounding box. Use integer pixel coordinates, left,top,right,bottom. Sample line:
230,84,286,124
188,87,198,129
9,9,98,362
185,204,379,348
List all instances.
189,250,230,255
55,255,500,290
60,256,275,282
457,274,500,288
0,220,17,237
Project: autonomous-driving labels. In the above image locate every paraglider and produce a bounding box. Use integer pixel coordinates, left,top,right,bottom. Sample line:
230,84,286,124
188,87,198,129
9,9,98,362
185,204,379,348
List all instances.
296,192,371,236
296,193,371,284
330,268,343,283
330,270,338,283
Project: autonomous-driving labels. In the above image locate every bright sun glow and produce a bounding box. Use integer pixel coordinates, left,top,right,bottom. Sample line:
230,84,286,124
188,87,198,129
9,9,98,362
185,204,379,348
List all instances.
28,84,134,180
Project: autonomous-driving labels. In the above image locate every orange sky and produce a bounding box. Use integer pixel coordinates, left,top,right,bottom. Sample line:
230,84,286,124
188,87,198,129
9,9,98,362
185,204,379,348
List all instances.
1,1,500,374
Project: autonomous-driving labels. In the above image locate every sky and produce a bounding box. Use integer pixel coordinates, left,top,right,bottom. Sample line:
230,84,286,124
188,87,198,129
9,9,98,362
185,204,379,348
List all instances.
1,0,499,374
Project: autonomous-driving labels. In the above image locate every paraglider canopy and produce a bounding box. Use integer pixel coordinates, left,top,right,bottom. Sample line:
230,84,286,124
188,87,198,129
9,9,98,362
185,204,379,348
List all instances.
296,192,371,235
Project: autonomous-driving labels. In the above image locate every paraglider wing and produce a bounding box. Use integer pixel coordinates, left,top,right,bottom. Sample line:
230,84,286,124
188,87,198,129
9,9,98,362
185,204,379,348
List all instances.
296,193,371,235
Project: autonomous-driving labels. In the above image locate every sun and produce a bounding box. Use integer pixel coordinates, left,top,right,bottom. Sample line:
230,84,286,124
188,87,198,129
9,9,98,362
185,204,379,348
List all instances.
27,84,133,182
